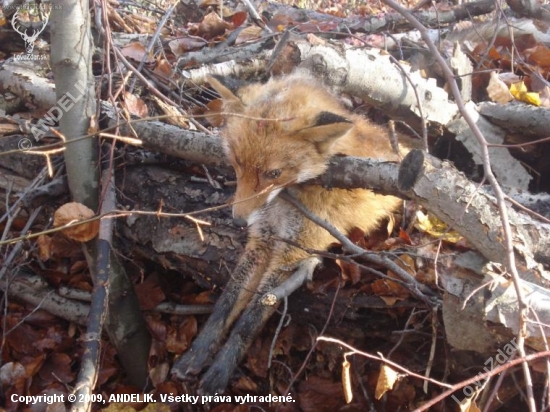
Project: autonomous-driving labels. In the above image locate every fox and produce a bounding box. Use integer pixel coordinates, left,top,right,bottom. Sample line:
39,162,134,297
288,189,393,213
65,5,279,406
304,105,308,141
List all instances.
171,73,402,394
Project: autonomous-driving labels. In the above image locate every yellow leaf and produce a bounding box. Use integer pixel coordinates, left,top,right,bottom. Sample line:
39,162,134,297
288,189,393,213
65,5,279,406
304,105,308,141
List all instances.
510,81,527,96
510,81,541,106
414,211,463,243
522,92,542,106
375,364,400,399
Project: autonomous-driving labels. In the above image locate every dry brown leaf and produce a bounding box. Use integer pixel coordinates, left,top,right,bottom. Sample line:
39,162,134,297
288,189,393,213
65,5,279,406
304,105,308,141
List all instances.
123,92,148,118
120,42,153,63
134,275,166,310
525,44,550,70
231,11,248,27
37,235,52,261
146,314,167,342
198,11,232,39
235,26,262,45
154,58,172,78
168,36,207,56
378,296,402,305
298,376,345,411
53,202,99,242
0,362,26,385
375,364,400,399
341,360,353,403
398,228,412,244
166,316,197,354
232,376,259,393
148,362,170,388
38,353,74,383
458,396,482,412
152,96,188,127
487,72,513,104
372,254,415,299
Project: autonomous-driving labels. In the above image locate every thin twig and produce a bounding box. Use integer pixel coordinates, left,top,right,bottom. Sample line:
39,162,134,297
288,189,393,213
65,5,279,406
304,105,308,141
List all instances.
318,336,453,388
281,281,342,399
381,1,536,409
128,2,177,93
268,297,288,369
280,191,437,307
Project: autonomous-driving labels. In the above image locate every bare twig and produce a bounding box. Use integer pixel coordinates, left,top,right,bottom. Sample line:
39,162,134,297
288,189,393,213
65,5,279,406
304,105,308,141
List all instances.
423,306,439,394
260,257,320,305
281,281,343,398
382,0,536,409
280,190,437,307
318,336,453,388
240,0,272,32
267,297,288,369
320,336,550,411
413,351,550,411
128,2,177,93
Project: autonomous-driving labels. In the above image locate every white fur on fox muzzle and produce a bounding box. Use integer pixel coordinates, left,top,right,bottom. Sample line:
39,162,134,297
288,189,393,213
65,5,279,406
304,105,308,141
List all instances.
266,187,282,204
246,209,261,226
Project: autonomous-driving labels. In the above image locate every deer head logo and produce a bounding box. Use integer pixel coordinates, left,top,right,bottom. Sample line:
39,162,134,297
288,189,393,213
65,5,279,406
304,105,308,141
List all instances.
11,6,50,54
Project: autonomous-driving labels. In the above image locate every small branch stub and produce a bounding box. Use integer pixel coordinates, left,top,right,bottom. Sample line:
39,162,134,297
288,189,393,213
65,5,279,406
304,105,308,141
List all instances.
397,149,425,192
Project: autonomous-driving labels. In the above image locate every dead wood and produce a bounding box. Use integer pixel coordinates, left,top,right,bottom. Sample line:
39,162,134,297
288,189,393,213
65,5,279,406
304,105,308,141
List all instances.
3,129,549,287
1,0,550,407
506,0,550,21
101,102,228,166
263,0,495,33
446,17,550,43
397,150,550,283
180,38,533,190
0,59,56,112
310,153,550,283
2,39,535,193
2,267,90,325
176,36,275,69
117,163,245,289
478,102,550,137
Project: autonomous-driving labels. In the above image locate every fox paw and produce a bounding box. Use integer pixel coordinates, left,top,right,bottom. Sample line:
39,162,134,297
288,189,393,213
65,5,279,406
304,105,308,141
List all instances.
171,349,210,381
198,363,232,395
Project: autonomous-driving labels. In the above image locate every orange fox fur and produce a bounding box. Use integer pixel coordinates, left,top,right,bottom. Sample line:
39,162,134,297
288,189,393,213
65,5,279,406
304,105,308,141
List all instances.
171,73,402,394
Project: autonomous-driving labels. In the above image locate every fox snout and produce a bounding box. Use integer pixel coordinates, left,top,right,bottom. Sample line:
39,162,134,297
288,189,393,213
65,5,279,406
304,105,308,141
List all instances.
231,186,282,226
231,196,266,227
232,216,247,228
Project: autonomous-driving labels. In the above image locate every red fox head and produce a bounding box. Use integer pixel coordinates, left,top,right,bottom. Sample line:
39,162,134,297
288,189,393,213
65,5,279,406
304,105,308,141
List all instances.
209,74,356,225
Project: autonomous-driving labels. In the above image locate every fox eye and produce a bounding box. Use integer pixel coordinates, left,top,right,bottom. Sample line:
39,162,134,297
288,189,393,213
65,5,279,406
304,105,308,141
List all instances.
265,169,282,179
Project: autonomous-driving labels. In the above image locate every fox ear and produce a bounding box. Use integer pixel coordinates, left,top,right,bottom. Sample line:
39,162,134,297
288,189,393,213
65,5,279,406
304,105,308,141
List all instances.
207,75,244,113
296,111,354,153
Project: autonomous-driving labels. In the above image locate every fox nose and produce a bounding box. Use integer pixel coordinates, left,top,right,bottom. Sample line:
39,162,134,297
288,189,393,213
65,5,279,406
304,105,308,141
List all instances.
232,217,247,228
